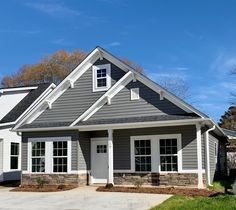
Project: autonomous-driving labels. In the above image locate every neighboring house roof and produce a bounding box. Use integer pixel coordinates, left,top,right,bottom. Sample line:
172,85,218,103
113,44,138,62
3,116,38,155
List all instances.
12,47,226,138
223,128,236,139
0,83,55,126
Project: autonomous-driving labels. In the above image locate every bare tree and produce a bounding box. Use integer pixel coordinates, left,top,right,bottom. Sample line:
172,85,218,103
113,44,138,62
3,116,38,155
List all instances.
156,76,190,100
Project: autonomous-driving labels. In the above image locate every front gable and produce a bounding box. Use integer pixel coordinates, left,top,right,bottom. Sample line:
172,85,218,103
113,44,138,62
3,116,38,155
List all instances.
89,80,192,121
32,58,126,124
15,47,208,131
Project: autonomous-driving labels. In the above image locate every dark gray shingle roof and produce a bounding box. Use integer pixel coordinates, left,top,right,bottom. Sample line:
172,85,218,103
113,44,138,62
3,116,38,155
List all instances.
0,83,51,124
78,115,199,126
20,121,72,129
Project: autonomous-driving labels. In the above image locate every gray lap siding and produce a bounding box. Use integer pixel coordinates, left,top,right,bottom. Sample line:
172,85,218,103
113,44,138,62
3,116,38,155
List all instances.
22,125,205,173
90,81,188,121
32,58,125,124
22,131,80,171
87,125,203,171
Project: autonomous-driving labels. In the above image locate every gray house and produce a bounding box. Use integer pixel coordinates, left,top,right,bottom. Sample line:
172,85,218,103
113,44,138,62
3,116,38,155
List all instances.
13,47,227,189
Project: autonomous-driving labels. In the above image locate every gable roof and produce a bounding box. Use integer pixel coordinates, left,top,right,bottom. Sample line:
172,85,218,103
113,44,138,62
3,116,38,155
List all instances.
13,46,225,138
0,83,55,126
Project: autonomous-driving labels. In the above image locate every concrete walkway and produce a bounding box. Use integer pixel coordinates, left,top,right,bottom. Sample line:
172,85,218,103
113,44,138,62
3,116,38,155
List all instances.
0,186,171,210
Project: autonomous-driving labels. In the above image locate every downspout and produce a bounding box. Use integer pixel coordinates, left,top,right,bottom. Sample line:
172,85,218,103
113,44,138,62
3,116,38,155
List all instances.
205,124,216,187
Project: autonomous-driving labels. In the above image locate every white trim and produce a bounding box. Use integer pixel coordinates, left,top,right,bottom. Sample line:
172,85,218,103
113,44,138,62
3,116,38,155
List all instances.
108,129,114,184
92,64,111,92
90,137,108,184
0,86,37,93
15,118,209,132
97,47,206,118
78,118,209,131
0,84,55,128
196,123,204,189
13,48,100,129
130,134,182,173
27,137,72,174
12,83,56,129
70,71,133,125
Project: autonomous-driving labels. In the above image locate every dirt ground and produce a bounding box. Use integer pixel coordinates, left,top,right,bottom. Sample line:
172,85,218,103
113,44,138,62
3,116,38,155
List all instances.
97,186,220,197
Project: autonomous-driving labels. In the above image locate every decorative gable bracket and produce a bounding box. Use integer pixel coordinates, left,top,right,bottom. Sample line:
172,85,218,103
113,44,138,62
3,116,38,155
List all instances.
159,90,164,100
107,96,111,105
46,100,52,109
68,79,75,88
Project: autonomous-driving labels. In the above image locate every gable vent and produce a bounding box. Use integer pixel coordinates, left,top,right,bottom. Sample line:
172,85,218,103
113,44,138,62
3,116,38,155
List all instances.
130,88,140,100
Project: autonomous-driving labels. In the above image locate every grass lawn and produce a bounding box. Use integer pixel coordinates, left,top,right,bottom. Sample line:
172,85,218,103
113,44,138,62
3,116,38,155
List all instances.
151,195,236,210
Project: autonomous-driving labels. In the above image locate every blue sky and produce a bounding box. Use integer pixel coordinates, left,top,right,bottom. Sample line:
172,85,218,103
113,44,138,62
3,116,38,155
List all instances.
0,0,235,121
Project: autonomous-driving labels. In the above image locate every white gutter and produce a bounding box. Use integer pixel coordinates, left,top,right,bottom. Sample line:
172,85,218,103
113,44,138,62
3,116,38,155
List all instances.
205,124,216,187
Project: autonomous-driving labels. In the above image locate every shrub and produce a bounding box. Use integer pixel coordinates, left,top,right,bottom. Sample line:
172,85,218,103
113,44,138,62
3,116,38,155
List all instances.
134,178,144,188
36,177,49,188
105,183,114,189
57,184,66,190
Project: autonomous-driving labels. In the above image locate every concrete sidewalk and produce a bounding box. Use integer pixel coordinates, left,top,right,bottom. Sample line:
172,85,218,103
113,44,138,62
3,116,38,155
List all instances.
0,186,171,210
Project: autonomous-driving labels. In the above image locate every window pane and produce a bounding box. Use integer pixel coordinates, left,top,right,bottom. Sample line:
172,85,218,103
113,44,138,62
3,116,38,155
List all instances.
53,141,68,172
10,157,18,169
97,78,107,87
32,158,45,172
11,143,19,155
53,158,67,172
135,156,151,172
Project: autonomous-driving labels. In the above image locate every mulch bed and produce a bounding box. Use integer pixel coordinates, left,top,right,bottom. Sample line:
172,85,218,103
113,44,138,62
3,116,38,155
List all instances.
97,186,220,197
11,185,77,192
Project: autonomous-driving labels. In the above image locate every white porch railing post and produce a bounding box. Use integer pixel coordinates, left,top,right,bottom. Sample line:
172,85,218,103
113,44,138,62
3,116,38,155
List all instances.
108,129,114,184
196,123,204,189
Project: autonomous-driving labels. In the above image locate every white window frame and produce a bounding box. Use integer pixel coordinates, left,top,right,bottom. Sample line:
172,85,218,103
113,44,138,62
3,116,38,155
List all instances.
158,135,182,173
27,137,71,174
92,64,111,92
10,142,20,170
131,134,182,173
53,141,68,173
133,139,152,172
130,88,140,100
31,142,46,173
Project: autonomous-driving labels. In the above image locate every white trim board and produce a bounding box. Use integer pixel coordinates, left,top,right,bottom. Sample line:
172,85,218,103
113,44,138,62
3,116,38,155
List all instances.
15,118,210,132
71,71,134,126
130,134,182,173
12,46,225,138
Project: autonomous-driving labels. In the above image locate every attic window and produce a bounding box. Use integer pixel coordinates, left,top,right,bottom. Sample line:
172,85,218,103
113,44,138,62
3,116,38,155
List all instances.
93,64,111,92
130,88,140,100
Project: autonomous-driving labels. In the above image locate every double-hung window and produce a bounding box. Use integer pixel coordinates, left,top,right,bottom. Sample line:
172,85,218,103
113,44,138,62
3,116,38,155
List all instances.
29,137,71,174
159,138,178,172
53,141,68,173
93,64,111,92
10,143,19,170
134,139,151,172
32,142,45,173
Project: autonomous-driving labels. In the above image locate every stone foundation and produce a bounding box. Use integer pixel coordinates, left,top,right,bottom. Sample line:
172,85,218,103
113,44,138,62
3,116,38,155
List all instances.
114,173,205,187
21,173,88,186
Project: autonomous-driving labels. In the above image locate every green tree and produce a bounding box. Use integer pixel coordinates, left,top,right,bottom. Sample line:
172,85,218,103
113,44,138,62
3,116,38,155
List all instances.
219,106,236,131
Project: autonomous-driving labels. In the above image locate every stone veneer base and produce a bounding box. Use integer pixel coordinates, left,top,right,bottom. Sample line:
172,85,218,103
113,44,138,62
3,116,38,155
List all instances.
114,173,205,187
22,172,205,188
21,173,88,186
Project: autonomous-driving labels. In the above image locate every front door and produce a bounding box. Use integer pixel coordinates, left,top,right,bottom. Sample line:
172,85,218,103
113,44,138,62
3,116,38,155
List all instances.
91,138,108,183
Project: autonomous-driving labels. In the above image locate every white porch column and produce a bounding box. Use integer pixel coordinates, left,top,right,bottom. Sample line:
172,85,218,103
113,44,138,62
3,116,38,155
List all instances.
107,129,114,184
196,123,204,189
